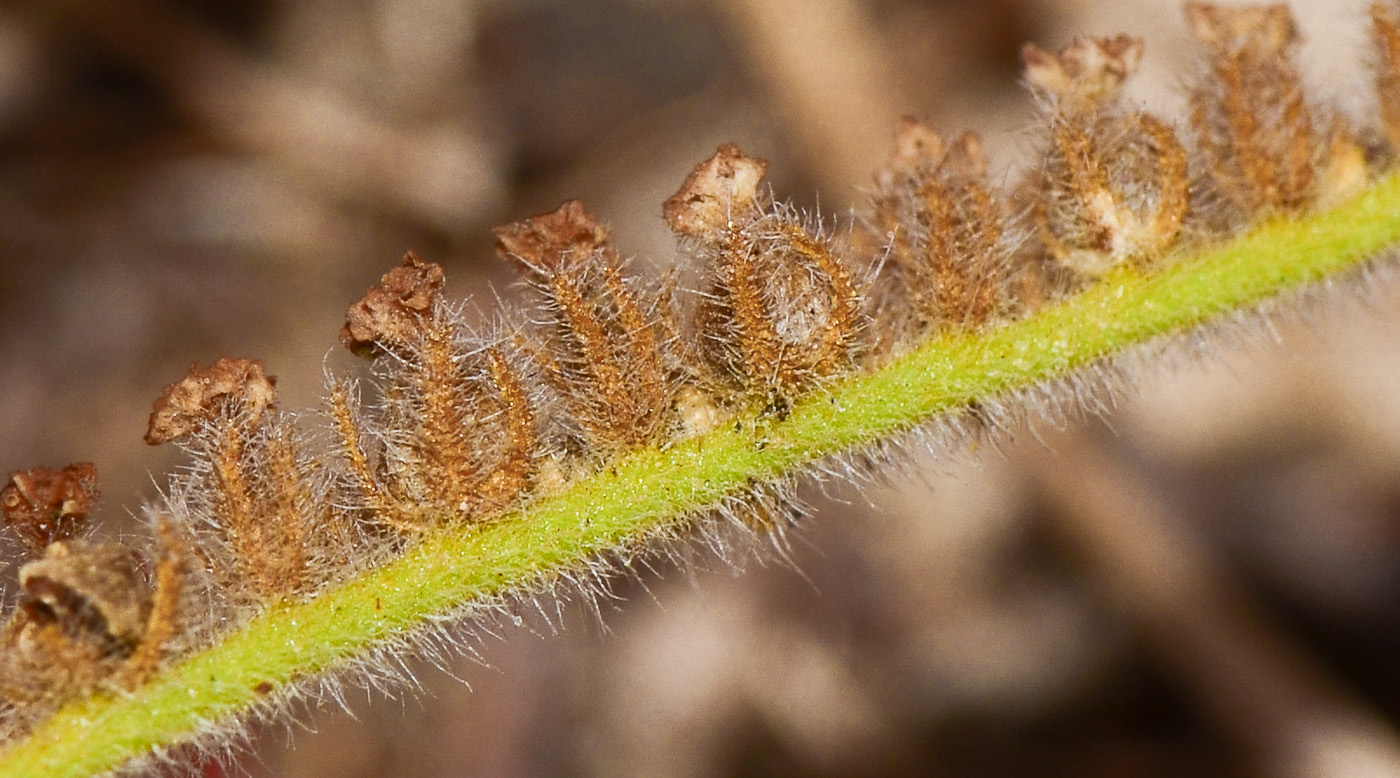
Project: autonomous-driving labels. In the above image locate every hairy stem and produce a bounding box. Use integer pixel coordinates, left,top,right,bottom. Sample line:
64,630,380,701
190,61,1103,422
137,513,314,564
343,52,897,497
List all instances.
4,170,1400,778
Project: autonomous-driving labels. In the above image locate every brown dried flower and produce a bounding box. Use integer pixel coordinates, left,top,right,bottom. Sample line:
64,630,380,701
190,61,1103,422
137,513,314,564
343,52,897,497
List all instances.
1023,35,1189,276
340,250,446,356
1022,34,1145,111
867,119,1007,342
668,145,865,409
662,143,768,238
144,358,277,445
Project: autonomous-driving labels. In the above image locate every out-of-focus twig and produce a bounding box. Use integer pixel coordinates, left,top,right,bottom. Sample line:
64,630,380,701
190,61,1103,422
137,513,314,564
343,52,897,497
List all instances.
709,0,906,201
24,0,503,232
1030,429,1400,778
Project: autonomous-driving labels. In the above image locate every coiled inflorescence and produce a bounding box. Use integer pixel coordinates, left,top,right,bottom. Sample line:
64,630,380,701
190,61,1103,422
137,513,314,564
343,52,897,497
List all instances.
5,0,1400,751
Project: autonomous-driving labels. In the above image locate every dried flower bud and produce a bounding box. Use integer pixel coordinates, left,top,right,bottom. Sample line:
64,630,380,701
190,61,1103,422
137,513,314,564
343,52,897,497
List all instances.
662,144,768,237
493,200,611,270
1022,35,1189,276
1,464,98,553
1186,2,1296,54
1022,34,1144,110
868,120,1008,341
17,540,151,654
886,117,947,175
340,251,445,356
144,358,277,445
667,146,865,407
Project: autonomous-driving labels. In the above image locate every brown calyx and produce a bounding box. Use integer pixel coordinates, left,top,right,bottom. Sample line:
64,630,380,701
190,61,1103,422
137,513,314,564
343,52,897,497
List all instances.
493,200,612,272
1022,34,1143,110
144,357,277,445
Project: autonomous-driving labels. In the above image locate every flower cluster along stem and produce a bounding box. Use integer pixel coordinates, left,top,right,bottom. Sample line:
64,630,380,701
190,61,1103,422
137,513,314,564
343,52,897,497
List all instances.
3,163,1400,778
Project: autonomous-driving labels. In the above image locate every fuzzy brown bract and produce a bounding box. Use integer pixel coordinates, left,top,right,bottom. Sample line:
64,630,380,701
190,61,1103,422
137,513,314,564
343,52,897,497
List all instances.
1373,2,1400,153
334,259,542,532
1186,2,1316,217
495,201,675,452
668,145,867,412
865,119,1009,348
145,359,347,604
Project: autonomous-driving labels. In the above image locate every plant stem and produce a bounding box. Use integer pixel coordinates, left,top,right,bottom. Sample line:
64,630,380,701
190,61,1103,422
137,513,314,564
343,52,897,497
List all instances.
5,170,1400,778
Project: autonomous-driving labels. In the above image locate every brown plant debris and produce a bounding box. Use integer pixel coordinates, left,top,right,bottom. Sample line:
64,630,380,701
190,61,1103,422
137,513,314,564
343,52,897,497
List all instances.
340,250,446,357
1022,34,1144,111
1,463,99,554
144,358,278,446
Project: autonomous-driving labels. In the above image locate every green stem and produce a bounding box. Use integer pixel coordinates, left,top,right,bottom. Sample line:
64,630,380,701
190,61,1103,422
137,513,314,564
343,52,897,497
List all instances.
5,170,1400,778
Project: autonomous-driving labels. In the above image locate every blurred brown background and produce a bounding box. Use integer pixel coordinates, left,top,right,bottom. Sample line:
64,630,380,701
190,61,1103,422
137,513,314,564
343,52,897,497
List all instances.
4,0,1400,776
